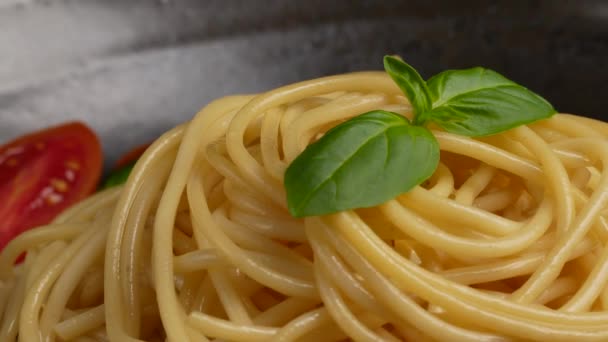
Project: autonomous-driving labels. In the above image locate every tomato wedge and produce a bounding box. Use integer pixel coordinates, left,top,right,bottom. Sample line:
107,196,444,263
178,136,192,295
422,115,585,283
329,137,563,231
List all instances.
0,122,102,250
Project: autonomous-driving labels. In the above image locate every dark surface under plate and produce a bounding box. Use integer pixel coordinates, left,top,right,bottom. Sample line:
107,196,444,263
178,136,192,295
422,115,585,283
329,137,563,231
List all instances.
0,0,607,170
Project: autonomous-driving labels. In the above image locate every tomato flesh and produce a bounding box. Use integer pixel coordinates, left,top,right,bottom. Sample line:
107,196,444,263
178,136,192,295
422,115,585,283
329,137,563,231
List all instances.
0,122,102,250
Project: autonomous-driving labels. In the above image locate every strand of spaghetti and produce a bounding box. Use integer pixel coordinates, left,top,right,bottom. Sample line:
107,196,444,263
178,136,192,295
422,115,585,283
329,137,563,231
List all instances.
561,241,608,312
18,220,100,341
208,269,252,324
533,126,567,142
440,238,594,285
536,278,579,305
512,139,608,303
229,209,307,242
187,312,278,341
252,297,319,326
260,106,287,180
54,304,105,341
313,261,388,342
547,144,591,168
5,70,608,342
393,322,438,342
174,249,222,273
242,251,314,280
39,221,108,342
455,164,496,205
190,275,217,315
178,272,205,311
332,212,608,340
328,212,608,329
187,167,316,298
53,186,122,224
474,189,516,212
565,113,608,135
272,307,333,341
314,253,389,341
89,327,109,340
298,318,371,341
540,114,605,139
0,223,86,278
279,96,331,143
151,96,252,342
570,187,608,240
120,149,175,337
427,163,454,198
212,206,312,273
173,228,196,254
105,124,186,342
0,279,13,323
78,268,104,307
399,187,520,237
283,92,389,160
205,146,258,196
480,134,536,161
226,72,400,207
376,327,403,342
311,218,505,341
0,252,34,341
221,178,288,220
434,131,544,183
381,196,552,258
509,126,574,236
310,228,380,312
24,241,67,291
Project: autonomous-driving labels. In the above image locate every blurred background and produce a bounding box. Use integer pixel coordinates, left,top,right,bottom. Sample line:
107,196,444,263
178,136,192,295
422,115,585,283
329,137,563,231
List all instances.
0,0,607,169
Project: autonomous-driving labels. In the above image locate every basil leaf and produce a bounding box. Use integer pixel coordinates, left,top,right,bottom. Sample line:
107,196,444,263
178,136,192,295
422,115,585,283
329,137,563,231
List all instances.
425,67,556,136
284,110,439,217
427,67,515,105
383,56,432,123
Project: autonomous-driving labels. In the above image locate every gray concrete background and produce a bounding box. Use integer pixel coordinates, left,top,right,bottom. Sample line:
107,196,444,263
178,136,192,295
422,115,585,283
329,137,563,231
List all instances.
0,0,606,171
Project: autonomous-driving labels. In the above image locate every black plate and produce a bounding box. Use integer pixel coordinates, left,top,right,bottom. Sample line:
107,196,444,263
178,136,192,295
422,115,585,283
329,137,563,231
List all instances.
1,0,607,170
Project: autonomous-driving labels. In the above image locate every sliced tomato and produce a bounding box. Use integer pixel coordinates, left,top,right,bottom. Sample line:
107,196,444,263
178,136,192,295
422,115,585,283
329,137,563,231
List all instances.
0,122,102,251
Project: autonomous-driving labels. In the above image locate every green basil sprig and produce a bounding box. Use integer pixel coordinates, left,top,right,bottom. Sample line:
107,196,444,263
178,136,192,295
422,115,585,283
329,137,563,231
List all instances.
284,56,556,217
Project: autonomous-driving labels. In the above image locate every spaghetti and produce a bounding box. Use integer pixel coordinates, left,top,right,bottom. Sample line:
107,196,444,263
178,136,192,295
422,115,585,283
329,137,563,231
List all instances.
1,71,608,341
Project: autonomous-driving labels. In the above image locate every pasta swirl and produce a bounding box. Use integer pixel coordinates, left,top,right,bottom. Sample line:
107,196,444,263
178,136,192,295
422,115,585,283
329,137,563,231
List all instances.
2,72,608,341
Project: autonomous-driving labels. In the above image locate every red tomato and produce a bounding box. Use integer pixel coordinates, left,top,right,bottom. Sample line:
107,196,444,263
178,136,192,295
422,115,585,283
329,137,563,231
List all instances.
0,122,102,250
113,143,150,170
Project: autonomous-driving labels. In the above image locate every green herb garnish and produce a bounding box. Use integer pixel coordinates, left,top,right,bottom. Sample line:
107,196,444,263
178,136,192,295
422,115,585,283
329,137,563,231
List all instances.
284,56,556,217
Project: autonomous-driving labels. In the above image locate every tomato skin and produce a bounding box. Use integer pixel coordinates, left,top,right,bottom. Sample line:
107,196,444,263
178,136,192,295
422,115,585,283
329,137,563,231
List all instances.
0,122,102,250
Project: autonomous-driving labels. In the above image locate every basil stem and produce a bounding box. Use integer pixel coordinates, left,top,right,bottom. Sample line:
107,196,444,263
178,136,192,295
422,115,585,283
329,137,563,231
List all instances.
383,56,432,125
